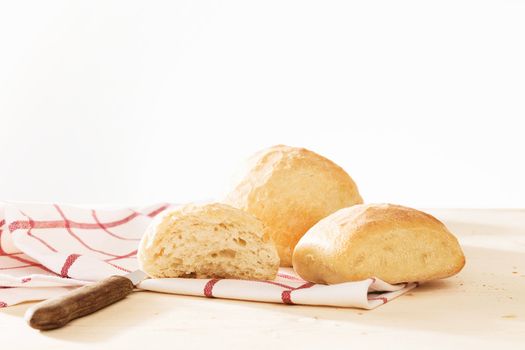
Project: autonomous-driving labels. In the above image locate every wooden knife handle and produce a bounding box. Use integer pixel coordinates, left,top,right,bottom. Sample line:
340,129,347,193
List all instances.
25,275,134,330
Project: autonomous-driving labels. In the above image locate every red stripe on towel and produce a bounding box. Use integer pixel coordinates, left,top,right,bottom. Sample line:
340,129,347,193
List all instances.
60,254,81,278
281,282,315,305
204,279,220,297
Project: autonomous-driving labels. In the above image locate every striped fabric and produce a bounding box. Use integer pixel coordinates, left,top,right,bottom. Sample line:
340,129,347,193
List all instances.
0,202,416,309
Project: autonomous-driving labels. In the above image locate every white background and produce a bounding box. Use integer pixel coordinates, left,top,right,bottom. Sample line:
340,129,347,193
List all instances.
0,1,524,208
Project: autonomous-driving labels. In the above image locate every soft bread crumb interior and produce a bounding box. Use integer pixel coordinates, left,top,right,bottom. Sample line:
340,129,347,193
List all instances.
143,220,277,280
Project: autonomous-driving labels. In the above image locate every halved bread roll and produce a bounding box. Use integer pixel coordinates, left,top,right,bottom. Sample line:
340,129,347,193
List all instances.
292,203,465,284
138,203,279,280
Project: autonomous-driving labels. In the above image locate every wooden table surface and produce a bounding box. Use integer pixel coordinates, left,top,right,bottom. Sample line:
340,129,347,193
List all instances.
1,209,524,349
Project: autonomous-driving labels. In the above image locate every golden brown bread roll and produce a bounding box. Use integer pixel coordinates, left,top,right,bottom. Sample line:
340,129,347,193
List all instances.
225,145,363,267
292,203,465,284
138,203,279,280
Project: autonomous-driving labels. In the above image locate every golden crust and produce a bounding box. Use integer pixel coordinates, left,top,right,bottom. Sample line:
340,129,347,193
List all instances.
292,203,466,284
225,145,363,266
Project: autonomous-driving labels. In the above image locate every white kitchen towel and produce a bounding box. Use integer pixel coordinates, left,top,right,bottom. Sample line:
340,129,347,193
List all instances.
0,202,416,309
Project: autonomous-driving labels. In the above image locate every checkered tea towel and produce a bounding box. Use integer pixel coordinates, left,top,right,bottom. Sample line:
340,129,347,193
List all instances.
0,202,417,309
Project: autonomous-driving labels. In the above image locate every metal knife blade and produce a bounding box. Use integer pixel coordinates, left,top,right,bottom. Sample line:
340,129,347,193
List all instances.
125,269,149,286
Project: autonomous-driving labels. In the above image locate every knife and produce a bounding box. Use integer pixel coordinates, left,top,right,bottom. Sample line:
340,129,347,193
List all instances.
24,270,149,330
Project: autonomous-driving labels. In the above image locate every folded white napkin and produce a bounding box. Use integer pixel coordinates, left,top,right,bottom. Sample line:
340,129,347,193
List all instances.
0,202,416,309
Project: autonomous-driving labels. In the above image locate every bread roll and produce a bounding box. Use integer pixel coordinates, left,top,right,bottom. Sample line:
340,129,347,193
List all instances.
225,145,363,267
293,203,465,284
138,203,279,280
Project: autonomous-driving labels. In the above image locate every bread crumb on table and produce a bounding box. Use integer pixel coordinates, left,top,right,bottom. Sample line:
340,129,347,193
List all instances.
501,314,517,319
